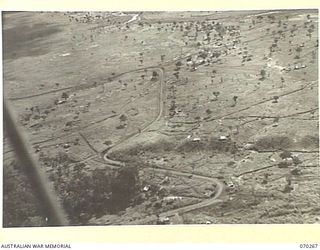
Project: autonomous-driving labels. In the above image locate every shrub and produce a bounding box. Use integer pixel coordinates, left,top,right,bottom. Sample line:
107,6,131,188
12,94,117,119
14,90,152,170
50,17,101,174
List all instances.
254,136,293,151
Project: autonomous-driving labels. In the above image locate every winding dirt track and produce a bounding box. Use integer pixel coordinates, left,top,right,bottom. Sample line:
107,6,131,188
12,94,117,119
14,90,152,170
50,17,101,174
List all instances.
102,66,225,224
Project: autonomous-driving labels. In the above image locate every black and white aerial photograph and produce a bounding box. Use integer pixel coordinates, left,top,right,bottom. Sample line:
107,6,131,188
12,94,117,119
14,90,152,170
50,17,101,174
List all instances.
2,10,319,227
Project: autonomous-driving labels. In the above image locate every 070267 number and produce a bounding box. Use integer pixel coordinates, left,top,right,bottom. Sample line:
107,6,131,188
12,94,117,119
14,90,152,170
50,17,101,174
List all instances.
300,244,318,248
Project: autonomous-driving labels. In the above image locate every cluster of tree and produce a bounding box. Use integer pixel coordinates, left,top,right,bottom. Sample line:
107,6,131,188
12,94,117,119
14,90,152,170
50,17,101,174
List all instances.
45,152,140,224
4,152,141,226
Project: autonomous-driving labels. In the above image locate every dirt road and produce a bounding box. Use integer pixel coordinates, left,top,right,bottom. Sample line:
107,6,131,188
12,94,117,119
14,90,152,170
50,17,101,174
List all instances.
101,65,225,224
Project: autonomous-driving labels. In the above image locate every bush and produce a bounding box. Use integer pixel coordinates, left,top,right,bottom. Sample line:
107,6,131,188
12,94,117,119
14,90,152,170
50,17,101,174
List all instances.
300,135,319,148
254,136,293,151
61,92,69,99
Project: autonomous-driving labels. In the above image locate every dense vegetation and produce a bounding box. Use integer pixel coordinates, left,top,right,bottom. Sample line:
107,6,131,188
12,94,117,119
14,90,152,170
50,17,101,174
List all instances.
3,152,140,226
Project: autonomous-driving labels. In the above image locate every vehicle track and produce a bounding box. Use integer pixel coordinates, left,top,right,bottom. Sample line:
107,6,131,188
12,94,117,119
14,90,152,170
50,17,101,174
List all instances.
102,66,225,224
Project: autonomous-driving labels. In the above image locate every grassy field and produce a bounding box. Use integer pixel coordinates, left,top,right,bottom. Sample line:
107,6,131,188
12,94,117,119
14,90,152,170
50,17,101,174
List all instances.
2,10,319,226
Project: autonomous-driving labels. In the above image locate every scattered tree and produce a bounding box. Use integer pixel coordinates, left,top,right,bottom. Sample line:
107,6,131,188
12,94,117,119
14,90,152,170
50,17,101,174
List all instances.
119,114,128,123
260,69,266,80
61,92,69,100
